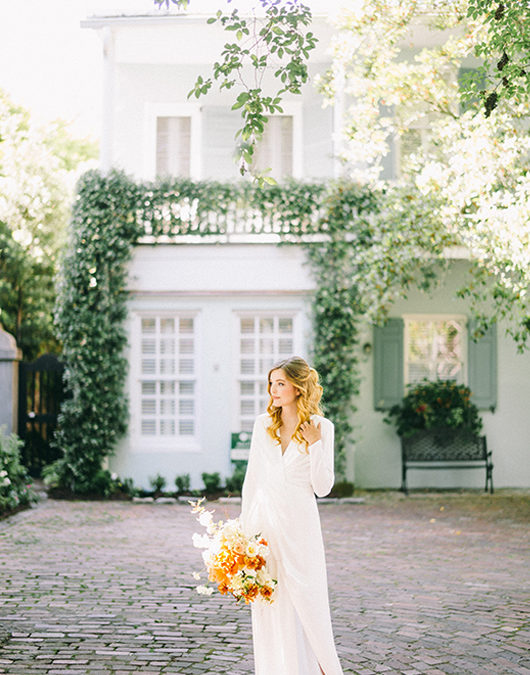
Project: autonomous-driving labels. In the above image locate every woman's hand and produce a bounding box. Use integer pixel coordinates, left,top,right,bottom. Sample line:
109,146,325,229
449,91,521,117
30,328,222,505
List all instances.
300,419,321,446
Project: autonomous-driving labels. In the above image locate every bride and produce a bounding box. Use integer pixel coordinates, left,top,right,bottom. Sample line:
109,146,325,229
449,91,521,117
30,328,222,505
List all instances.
240,356,344,675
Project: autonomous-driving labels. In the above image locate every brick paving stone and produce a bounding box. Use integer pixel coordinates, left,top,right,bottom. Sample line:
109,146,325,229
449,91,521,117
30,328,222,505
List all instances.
0,491,529,674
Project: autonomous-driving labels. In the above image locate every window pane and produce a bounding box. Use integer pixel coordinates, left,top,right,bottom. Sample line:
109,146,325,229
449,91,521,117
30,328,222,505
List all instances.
141,339,156,354
179,359,194,374
279,318,293,333
160,419,175,435
142,359,156,375
156,116,191,178
179,381,194,395
240,338,255,354
278,338,293,354
260,338,274,354
407,318,465,384
240,381,255,395
160,338,175,355
160,318,175,334
141,318,156,334
142,400,156,415
241,359,255,375
241,318,255,334
141,419,156,435
179,318,194,333
241,400,255,416
179,338,194,354
142,381,156,395
180,420,194,435
160,359,175,375
179,399,194,415
253,116,293,178
259,318,274,334
160,381,175,395
160,399,175,415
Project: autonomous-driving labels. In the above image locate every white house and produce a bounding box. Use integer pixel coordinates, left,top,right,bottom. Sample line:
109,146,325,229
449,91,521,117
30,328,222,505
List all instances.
82,1,530,491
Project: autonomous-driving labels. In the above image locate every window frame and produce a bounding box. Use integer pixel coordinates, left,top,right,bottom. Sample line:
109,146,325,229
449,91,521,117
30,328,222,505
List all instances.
130,309,201,452
143,102,202,180
232,309,303,433
403,313,468,387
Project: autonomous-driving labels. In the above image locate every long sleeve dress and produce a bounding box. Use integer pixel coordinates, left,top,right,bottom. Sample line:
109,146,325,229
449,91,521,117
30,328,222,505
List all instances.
240,412,344,675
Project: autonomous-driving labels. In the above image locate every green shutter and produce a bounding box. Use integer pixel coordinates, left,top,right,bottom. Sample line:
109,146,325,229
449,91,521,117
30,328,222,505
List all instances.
468,321,497,411
373,318,404,410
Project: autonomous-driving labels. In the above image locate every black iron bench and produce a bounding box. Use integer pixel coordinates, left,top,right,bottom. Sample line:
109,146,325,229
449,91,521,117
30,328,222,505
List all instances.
400,428,493,495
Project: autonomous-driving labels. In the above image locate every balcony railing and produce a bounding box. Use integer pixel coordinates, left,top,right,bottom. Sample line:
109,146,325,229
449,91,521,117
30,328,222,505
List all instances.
135,180,330,242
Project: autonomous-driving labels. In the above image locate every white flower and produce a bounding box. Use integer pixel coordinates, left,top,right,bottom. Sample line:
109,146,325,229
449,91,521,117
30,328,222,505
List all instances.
192,533,210,549
245,542,258,557
196,585,214,596
111,472,118,481
192,571,201,581
3,478,11,487
198,510,214,528
0,470,7,478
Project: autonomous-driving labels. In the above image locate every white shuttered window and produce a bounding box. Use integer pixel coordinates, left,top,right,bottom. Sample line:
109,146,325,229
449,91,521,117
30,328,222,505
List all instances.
238,314,296,431
139,316,196,438
156,116,191,177
253,116,293,178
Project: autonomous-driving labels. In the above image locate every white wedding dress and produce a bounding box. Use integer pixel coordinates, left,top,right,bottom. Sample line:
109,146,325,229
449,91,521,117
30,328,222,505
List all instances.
240,413,344,675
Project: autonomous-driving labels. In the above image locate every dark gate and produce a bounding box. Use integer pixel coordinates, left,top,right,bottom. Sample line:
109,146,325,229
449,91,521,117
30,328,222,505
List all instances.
18,354,65,477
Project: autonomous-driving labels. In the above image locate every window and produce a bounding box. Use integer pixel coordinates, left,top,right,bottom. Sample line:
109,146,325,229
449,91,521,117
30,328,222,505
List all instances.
253,116,294,178
156,116,191,177
138,315,197,438
404,316,466,385
237,314,296,431
374,317,496,411
143,103,201,179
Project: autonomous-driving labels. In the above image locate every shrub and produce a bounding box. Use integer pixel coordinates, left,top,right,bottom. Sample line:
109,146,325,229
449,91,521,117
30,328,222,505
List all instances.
175,473,191,494
201,472,221,494
225,462,247,494
0,428,38,515
149,473,167,495
385,379,483,438
330,480,354,498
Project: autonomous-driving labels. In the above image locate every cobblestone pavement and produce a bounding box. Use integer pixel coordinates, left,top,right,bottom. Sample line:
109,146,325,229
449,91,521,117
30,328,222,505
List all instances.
0,491,529,675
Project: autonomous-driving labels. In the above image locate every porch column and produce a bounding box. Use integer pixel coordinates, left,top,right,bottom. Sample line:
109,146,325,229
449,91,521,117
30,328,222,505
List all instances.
100,26,115,174
0,326,22,434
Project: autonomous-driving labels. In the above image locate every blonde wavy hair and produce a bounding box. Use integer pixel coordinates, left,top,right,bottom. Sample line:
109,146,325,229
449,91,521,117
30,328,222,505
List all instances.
266,356,323,451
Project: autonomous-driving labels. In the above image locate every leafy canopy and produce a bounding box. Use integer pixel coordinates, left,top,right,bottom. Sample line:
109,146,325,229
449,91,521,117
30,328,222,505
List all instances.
0,90,97,359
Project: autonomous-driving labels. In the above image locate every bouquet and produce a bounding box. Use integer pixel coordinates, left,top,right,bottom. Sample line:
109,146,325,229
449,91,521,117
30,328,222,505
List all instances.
190,499,277,604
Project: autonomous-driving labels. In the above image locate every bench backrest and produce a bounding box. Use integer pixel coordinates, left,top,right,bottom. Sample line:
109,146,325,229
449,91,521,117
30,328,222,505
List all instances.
401,428,486,462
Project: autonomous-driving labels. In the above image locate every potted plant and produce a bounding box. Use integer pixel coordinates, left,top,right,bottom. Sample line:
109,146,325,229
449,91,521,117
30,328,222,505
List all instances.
385,379,483,438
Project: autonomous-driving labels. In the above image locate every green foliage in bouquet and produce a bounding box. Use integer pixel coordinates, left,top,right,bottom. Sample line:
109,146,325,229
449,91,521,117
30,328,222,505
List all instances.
0,429,38,516
385,380,483,438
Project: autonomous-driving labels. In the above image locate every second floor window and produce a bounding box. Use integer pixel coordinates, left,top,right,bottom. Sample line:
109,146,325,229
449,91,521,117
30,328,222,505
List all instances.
156,116,191,177
253,116,293,178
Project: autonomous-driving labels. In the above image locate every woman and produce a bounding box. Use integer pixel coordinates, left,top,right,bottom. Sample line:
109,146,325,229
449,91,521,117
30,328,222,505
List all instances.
241,356,344,675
